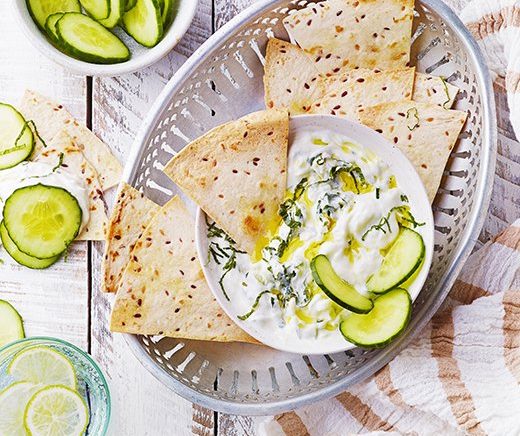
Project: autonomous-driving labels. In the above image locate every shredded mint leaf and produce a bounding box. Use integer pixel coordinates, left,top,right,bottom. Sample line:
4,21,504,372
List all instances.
440,76,451,109
238,290,271,320
52,153,64,172
406,107,419,131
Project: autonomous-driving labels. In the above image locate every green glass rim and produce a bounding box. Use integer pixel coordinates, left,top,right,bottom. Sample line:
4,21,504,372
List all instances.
0,336,111,434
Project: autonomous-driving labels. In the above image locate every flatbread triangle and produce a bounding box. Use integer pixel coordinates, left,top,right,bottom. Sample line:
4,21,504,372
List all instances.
163,109,289,254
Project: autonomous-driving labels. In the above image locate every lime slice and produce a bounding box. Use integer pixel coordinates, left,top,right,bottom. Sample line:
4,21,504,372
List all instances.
0,381,39,436
24,385,88,436
7,346,77,389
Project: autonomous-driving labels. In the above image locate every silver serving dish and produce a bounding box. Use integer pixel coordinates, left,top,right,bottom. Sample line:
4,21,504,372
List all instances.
122,0,496,415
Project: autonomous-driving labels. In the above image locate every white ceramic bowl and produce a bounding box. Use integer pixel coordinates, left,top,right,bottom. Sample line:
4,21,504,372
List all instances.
196,114,434,355
12,0,198,76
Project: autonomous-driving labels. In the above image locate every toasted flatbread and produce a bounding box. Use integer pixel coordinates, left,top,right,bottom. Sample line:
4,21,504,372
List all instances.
19,90,122,191
110,196,256,343
264,38,325,114
35,130,108,241
413,73,459,108
283,0,414,74
358,101,467,201
103,183,160,293
164,109,289,254
309,67,415,120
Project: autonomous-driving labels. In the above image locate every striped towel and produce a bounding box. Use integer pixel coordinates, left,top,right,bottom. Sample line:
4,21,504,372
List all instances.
257,220,520,435
461,0,520,138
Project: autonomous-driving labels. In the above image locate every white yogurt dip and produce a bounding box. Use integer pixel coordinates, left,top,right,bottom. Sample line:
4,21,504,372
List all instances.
0,161,90,232
205,128,425,347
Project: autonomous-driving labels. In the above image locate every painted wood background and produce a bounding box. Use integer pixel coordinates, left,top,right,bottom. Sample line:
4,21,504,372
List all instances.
0,0,517,435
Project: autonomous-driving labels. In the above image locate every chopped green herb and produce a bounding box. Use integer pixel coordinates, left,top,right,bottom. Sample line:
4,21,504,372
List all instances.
238,290,271,320
400,194,409,202
376,188,380,199
361,206,424,241
206,218,245,301
440,76,451,109
52,153,64,172
406,107,419,131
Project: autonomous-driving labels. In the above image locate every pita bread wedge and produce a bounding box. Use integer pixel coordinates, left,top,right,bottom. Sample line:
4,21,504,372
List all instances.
413,73,459,108
35,130,108,241
358,101,467,201
110,196,256,343
264,38,325,114
103,183,160,293
309,67,415,120
283,0,414,74
19,90,122,190
164,109,289,254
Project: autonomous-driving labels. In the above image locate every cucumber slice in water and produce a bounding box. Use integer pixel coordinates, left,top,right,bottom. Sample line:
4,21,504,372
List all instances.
1,222,60,270
26,0,80,31
98,0,125,28
0,300,25,348
79,0,110,20
0,104,34,170
123,0,163,47
3,184,82,259
45,13,64,43
367,227,425,294
340,288,411,348
56,13,130,64
311,255,373,314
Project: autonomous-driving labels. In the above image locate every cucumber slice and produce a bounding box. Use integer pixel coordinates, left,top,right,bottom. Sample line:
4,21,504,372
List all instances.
161,0,175,29
3,184,82,259
26,0,80,31
311,255,373,314
45,13,64,44
80,0,110,20
125,0,137,11
340,288,411,348
56,13,130,64
0,300,25,348
1,222,60,269
123,0,163,48
0,104,34,170
367,228,425,294
99,0,125,28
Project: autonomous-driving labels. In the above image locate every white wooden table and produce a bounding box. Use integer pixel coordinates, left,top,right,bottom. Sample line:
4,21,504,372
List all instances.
1,1,518,435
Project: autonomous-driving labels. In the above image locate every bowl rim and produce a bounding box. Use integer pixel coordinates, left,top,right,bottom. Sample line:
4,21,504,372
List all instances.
121,0,496,416
0,336,111,434
194,113,435,355
11,0,199,76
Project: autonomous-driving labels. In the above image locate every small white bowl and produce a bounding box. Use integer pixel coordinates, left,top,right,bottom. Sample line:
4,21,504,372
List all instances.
196,114,434,355
12,0,198,76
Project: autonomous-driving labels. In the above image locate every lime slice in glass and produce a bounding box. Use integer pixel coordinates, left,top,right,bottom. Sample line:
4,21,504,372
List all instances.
7,346,77,389
24,385,89,436
0,381,39,436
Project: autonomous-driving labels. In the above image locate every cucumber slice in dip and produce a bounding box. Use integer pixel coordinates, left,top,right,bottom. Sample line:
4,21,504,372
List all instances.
122,0,163,47
340,288,411,348
26,0,80,31
56,13,130,64
0,103,34,170
0,300,25,348
311,254,373,314
161,0,175,29
3,184,82,259
0,222,60,269
98,0,125,28
367,227,425,294
45,13,64,43
79,0,110,20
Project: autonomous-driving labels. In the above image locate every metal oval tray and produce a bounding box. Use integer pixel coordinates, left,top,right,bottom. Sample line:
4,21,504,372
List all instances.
122,0,496,415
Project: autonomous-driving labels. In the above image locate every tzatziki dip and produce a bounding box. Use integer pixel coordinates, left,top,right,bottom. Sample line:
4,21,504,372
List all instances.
0,161,90,232
205,128,426,349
